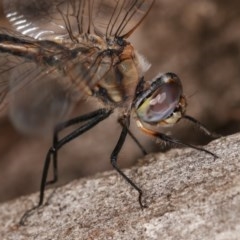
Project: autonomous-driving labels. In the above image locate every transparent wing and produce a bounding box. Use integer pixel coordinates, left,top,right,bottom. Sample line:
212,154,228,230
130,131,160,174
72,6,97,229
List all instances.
0,32,113,134
92,0,155,38
0,57,75,135
3,0,154,40
0,0,155,135
3,0,91,41
0,54,19,112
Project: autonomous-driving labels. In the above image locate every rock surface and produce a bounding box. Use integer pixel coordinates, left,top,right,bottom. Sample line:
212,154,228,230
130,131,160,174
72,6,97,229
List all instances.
0,133,240,240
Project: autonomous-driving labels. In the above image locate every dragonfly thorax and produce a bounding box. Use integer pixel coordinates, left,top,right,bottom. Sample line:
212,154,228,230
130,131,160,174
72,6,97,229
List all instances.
70,34,143,109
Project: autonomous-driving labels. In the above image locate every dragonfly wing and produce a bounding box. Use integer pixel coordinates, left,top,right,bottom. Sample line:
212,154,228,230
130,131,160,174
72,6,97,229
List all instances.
0,0,154,134
0,54,27,113
92,0,155,38
3,0,91,41
0,56,78,135
0,30,113,134
3,0,154,40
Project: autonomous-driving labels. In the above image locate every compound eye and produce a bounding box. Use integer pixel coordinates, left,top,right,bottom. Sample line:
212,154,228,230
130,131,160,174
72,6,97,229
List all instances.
136,80,182,124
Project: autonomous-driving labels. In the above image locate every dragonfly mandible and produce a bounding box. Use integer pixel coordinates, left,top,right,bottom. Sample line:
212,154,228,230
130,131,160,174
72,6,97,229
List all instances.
0,0,218,224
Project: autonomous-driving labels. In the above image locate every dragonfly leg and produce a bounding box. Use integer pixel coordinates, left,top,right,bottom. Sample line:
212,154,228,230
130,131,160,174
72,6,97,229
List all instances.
136,120,218,159
183,115,221,139
45,131,58,186
45,108,113,186
111,114,147,209
118,117,147,155
20,108,113,225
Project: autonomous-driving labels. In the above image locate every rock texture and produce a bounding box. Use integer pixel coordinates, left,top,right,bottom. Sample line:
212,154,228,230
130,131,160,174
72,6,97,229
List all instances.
0,133,240,240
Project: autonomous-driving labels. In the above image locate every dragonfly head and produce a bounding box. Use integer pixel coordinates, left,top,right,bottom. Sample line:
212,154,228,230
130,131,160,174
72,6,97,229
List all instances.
135,73,187,126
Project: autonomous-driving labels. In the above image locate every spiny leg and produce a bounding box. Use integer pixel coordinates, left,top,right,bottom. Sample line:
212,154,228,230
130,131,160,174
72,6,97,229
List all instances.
183,115,221,139
111,114,147,209
118,117,147,155
136,120,218,159
156,132,218,158
20,108,113,225
45,132,58,186
45,109,113,186
116,77,147,155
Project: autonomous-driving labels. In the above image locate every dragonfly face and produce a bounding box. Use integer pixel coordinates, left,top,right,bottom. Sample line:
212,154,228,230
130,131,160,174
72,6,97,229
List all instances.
135,73,187,126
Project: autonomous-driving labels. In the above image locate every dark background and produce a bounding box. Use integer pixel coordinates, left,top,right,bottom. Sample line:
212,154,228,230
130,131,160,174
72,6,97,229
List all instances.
0,0,240,203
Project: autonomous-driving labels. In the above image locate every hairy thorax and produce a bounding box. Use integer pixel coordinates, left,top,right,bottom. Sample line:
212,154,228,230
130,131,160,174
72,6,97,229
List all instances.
61,34,149,111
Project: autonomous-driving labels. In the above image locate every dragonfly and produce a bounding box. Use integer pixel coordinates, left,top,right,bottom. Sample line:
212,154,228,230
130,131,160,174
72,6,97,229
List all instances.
0,0,217,224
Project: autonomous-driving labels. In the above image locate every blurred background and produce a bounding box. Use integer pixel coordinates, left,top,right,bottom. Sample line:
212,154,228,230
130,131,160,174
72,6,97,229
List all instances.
0,0,240,203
